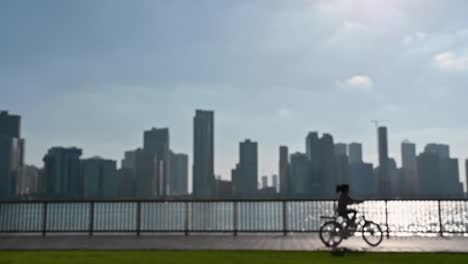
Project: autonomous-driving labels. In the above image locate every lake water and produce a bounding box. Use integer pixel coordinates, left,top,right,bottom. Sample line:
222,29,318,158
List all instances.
1,200,467,235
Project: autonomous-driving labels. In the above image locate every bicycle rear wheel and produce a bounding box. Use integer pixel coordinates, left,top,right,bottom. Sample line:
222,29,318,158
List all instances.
319,221,343,247
362,221,383,247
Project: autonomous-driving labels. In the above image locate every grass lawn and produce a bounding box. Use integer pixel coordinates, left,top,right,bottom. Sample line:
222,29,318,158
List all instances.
0,251,467,264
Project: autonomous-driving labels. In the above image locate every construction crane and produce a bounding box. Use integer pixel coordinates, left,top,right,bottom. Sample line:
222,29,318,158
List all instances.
371,120,387,128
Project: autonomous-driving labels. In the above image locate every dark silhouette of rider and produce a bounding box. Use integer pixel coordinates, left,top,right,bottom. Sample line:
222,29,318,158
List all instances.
336,184,363,226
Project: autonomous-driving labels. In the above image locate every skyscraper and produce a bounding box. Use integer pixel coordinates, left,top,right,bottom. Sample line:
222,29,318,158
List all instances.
334,143,347,156
0,137,22,199
348,143,363,164
193,110,215,199
135,148,157,198
401,141,418,196
319,133,336,198
81,157,117,199
279,145,289,197
261,175,268,189
272,174,279,192
377,126,390,197
417,144,463,198
233,139,258,197
289,153,311,197
42,147,82,199
0,111,23,199
169,152,188,195
118,150,137,198
0,111,20,138
143,127,170,197
424,144,450,159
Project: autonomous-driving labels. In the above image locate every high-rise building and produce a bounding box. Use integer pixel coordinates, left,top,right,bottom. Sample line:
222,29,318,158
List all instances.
81,157,117,199
272,174,279,192
118,150,137,198
350,163,374,198
42,147,82,199
335,153,350,185
401,141,418,196
279,145,289,197
122,150,137,169
0,111,20,138
233,139,258,197
143,128,170,197
261,175,268,189
16,165,40,197
424,144,450,159
0,111,24,199
318,133,336,198
348,143,363,164
135,148,157,198
193,110,215,199
0,136,22,199
334,143,347,156
289,153,311,197
169,152,188,195
417,145,463,198
377,126,390,197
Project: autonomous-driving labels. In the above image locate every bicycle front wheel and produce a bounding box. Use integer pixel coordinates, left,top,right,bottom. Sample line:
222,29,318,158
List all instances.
319,221,343,247
362,221,383,247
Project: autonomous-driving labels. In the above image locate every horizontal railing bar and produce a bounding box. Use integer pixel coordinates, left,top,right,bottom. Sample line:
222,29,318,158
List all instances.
1,198,468,204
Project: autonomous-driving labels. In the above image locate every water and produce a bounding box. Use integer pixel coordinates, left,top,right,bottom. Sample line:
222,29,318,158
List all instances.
0,200,467,235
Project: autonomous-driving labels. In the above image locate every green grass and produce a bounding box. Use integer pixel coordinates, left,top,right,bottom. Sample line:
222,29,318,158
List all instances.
0,251,467,264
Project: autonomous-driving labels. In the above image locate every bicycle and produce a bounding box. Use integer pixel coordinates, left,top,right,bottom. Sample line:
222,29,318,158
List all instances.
319,212,383,247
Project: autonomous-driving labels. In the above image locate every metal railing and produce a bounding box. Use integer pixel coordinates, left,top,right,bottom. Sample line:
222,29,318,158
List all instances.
0,199,467,236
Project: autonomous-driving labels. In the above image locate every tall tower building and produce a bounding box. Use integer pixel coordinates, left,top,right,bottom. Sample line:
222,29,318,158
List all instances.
42,147,82,199
401,141,418,196
193,110,215,199
0,111,20,138
377,126,390,197
348,143,363,164
289,153,311,197
334,143,347,156
233,139,258,197
279,145,289,197
143,127,170,197
272,174,279,192
0,111,24,199
261,175,268,189
319,133,336,198
81,157,117,199
169,152,188,195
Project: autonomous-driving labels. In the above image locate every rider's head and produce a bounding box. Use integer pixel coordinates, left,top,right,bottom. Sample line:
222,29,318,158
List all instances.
336,184,350,194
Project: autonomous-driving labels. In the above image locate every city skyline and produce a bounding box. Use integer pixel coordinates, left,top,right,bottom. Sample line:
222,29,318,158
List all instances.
2,108,468,192
2,1,468,190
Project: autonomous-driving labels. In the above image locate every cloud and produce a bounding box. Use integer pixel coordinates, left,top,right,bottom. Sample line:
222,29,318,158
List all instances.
277,107,294,120
338,75,374,93
402,31,427,46
343,21,369,32
433,51,468,72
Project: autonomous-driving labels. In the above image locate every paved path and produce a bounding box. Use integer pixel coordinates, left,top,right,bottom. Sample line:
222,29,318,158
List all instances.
1,234,468,253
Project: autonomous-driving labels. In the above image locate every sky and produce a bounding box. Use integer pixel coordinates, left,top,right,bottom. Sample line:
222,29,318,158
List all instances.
1,0,468,190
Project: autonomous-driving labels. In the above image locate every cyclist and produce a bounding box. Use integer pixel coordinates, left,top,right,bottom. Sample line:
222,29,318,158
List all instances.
336,184,363,229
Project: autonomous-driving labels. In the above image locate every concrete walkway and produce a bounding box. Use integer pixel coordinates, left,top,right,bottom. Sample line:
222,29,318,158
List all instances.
1,234,468,253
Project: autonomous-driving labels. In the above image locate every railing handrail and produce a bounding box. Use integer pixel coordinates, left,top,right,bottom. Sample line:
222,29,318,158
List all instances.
1,198,468,204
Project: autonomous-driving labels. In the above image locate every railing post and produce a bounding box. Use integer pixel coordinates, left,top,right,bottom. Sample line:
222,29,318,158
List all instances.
233,201,238,236
438,200,444,237
136,201,141,236
282,201,287,236
184,201,189,236
42,202,48,237
88,202,94,237
384,200,390,239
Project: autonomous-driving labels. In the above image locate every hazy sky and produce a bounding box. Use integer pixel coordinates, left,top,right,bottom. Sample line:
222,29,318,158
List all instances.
1,0,468,189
